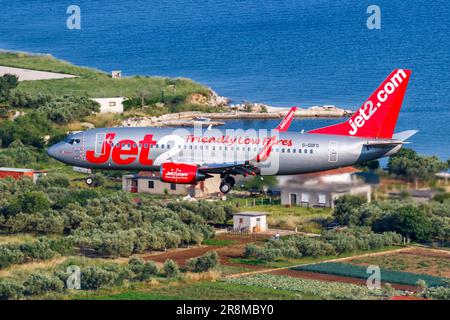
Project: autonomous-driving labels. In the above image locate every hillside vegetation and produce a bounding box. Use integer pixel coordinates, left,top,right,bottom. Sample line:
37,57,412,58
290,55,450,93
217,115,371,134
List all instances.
0,52,210,99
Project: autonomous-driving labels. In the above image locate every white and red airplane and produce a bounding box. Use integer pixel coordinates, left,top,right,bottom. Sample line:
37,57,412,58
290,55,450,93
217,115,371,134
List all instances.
48,69,417,193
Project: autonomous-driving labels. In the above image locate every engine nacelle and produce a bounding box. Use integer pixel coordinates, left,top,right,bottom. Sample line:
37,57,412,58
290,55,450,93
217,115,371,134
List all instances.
160,162,206,184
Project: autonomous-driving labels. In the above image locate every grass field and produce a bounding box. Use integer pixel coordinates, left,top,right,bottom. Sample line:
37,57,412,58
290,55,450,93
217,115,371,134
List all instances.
229,246,401,268
229,199,332,233
0,51,210,99
82,281,313,300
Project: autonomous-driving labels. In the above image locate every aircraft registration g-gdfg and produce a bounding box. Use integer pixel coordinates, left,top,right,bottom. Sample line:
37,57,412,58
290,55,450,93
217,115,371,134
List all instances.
48,69,417,194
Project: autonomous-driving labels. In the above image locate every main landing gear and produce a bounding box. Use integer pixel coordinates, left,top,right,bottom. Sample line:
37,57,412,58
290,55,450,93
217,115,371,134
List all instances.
85,176,94,186
219,176,235,194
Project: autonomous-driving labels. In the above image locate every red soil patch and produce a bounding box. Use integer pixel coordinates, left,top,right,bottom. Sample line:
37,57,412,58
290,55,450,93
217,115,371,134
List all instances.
269,269,418,292
142,233,269,271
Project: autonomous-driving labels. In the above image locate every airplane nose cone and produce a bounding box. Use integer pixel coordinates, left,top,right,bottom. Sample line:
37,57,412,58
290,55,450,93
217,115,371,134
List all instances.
47,144,60,159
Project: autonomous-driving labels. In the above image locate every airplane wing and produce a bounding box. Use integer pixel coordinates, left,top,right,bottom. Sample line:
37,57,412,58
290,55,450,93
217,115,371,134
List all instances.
198,162,259,177
183,108,298,177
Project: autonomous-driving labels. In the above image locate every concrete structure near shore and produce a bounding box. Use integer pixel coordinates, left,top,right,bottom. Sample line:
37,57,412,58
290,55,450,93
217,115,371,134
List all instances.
91,97,125,113
0,66,77,81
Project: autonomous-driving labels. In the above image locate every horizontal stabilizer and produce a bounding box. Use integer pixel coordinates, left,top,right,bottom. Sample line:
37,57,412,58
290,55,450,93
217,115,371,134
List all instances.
392,130,418,141
363,140,404,147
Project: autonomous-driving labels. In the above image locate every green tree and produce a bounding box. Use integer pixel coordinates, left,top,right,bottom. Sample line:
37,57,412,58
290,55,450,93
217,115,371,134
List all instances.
186,251,219,272
388,148,446,184
7,191,50,215
163,259,180,277
374,205,432,242
332,195,366,226
0,74,19,102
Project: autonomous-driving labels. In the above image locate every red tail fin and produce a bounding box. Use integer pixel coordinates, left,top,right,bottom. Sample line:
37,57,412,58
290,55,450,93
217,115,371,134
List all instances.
309,69,411,139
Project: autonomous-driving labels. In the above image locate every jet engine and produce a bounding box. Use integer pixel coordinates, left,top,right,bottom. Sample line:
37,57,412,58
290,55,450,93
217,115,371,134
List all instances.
160,163,207,184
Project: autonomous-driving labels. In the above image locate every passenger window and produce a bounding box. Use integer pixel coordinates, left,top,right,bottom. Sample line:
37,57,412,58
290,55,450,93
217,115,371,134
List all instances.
310,149,313,154
293,149,296,153
287,149,291,153
282,148,285,153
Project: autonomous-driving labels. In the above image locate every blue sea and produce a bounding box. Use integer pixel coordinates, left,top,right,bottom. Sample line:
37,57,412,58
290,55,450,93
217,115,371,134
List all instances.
0,0,449,159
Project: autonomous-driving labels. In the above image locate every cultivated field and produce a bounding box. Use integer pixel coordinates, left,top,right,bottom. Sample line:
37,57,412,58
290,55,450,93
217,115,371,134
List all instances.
347,247,450,278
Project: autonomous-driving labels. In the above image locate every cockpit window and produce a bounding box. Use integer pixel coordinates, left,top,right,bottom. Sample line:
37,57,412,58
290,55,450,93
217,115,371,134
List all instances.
65,138,81,145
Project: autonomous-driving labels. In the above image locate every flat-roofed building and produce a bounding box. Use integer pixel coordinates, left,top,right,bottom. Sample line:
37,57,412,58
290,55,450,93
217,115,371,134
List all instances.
232,211,268,233
91,97,125,113
0,167,47,183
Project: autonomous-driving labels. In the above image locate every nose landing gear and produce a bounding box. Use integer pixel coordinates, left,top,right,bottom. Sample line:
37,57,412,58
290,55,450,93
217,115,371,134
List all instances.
219,176,235,194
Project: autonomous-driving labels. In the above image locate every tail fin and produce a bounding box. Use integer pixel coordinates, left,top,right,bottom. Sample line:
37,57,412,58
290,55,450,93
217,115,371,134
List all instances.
309,69,411,139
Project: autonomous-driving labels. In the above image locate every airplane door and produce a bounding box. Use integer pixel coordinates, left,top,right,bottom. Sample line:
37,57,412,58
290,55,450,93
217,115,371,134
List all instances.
73,132,85,160
95,133,106,156
328,141,338,162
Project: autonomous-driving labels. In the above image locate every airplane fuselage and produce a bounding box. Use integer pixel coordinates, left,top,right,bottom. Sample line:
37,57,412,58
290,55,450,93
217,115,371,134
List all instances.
48,127,397,175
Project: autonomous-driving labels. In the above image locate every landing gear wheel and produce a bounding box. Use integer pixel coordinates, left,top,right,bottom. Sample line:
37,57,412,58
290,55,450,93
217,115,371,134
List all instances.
219,176,235,194
85,177,94,186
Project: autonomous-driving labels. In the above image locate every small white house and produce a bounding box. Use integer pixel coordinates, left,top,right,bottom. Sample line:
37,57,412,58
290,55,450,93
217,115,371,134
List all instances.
91,97,125,113
233,211,268,233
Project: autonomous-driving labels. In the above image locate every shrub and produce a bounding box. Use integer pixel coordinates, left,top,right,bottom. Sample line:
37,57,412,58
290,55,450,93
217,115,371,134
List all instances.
37,173,70,188
141,261,159,279
7,191,50,215
20,239,55,260
81,266,118,290
128,257,145,274
23,274,64,296
163,259,180,277
0,279,24,300
256,248,282,262
96,232,135,257
0,246,24,268
186,251,219,272
244,244,258,258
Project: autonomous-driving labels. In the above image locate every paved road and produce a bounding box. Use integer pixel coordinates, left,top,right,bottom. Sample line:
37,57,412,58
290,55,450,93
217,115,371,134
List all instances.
0,65,77,81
